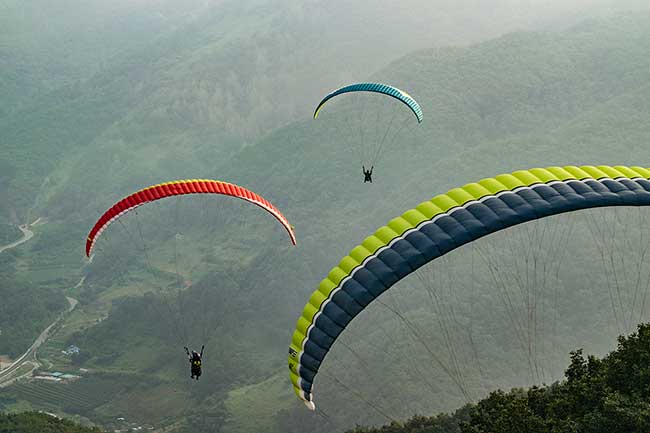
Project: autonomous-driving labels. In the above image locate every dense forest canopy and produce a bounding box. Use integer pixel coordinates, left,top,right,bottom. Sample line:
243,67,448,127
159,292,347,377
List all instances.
346,323,650,433
0,411,104,433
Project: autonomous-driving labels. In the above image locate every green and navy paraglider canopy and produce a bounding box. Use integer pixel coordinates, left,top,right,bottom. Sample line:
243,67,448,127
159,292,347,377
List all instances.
288,165,650,410
313,82,423,123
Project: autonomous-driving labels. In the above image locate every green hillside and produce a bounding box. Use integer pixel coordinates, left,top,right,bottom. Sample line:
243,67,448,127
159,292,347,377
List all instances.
0,0,210,119
0,229,68,358
0,223,20,244
0,411,104,433
345,323,650,433
3,9,650,433
4,0,649,222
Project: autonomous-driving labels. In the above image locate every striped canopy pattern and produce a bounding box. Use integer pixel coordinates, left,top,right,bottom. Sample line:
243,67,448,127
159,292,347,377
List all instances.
86,179,296,257
289,165,650,410
313,82,423,123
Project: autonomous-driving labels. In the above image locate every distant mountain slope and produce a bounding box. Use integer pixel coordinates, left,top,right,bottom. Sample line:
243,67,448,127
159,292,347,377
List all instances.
0,0,185,118
3,0,649,221
4,9,650,433
27,13,650,433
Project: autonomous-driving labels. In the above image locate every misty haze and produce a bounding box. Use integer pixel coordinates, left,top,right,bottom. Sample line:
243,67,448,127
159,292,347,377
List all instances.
2,1,650,432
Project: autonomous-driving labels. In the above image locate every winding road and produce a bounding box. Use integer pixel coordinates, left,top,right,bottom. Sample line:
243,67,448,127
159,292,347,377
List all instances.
0,296,78,387
0,218,79,387
0,224,34,254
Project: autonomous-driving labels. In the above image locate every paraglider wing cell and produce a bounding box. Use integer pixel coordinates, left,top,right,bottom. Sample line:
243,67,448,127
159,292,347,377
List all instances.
313,83,423,123
86,179,297,257
288,165,650,409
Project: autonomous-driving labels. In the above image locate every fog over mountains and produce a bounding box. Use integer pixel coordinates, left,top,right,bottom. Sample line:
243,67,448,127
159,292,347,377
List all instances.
2,1,650,432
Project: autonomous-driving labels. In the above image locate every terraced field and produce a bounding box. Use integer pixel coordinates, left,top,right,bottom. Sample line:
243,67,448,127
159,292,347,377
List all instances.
6,375,127,415
38,333,73,368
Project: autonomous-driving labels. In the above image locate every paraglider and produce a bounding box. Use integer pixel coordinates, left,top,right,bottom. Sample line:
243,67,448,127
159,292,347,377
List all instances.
313,82,423,176
185,346,204,380
363,166,373,183
314,83,423,123
288,165,650,410
85,178,297,257
86,178,297,378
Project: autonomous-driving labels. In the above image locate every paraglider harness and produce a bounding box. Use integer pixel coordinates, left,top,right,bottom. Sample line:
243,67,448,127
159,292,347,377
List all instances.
185,345,204,380
363,165,373,183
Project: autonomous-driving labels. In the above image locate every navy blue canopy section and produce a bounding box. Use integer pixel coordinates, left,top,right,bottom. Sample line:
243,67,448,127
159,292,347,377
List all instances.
291,171,650,405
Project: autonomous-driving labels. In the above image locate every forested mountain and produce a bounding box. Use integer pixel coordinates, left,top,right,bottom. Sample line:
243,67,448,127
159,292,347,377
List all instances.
3,323,649,433
345,323,650,433
2,0,648,223
2,3,650,433
0,411,104,433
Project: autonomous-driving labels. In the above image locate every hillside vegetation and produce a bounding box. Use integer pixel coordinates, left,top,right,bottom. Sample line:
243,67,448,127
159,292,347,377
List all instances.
3,0,648,222
0,223,20,244
346,323,650,433
0,411,104,433
0,242,67,358
2,8,650,433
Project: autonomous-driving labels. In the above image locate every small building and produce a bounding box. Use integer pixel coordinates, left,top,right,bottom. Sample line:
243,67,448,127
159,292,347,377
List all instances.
62,345,80,355
33,376,61,382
